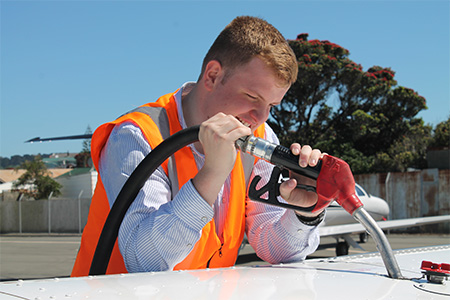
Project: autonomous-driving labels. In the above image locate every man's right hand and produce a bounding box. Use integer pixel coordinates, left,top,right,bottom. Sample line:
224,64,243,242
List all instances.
192,113,252,206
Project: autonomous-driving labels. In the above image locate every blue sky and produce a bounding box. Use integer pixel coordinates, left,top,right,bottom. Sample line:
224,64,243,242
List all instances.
1,0,449,158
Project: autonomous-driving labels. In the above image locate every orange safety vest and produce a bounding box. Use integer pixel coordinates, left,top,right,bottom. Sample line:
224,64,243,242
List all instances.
71,90,265,277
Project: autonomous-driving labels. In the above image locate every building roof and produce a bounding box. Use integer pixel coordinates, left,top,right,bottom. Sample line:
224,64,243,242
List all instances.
0,169,73,184
43,156,77,168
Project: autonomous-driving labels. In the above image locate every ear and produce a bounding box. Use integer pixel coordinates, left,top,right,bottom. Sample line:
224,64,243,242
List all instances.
202,60,223,91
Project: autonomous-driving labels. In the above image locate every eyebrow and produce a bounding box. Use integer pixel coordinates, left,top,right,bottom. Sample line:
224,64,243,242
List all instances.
248,89,280,106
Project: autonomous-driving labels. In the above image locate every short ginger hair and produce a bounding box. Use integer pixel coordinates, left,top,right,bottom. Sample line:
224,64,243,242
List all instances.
199,16,298,86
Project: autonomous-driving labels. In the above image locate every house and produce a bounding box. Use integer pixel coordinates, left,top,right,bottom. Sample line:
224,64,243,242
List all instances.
54,168,97,199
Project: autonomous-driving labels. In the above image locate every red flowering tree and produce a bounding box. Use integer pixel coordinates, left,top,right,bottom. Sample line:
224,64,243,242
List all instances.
269,33,429,173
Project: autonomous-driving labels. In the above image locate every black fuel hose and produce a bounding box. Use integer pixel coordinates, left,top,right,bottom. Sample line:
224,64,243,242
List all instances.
89,125,200,275
89,125,321,275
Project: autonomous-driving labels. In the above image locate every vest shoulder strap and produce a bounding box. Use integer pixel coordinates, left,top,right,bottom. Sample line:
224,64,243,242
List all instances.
119,106,171,140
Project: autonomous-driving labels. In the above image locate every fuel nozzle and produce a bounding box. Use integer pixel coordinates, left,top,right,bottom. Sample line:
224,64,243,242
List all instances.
236,135,362,214
235,135,322,180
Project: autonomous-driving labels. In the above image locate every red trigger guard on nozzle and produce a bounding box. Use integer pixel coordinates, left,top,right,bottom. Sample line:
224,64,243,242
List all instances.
313,155,363,214
247,154,363,215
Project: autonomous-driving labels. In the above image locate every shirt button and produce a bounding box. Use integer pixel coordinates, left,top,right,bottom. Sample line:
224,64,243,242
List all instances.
297,228,303,234
201,216,208,222
187,243,192,247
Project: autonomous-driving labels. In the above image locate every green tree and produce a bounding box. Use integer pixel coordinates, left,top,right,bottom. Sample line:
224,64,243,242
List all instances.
372,119,432,172
75,125,92,168
270,33,428,173
13,156,62,200
429,117,450,148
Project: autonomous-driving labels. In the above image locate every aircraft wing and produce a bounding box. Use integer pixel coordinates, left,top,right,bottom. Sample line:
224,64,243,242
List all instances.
1,245,449,299
319,215,450,237
25,134,92,143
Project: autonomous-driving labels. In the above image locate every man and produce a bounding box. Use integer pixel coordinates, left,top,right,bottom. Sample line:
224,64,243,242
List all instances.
72,16,327,276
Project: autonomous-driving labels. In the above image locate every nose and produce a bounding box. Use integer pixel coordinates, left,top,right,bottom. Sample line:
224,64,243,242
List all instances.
249,105,271,125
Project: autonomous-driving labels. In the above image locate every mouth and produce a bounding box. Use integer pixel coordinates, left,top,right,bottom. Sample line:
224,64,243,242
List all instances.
236,116,252,129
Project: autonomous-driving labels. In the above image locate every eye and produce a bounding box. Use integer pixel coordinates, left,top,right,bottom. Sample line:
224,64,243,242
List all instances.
246,93,258,100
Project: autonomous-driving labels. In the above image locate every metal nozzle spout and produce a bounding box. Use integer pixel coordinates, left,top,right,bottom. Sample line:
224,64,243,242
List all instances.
235,135,277,162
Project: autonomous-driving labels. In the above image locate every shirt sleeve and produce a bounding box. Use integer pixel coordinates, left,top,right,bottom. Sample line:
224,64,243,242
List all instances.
98,122,214,272
245,124,320,264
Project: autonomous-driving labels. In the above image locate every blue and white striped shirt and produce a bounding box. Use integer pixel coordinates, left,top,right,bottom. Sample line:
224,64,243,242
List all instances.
99,83,320,272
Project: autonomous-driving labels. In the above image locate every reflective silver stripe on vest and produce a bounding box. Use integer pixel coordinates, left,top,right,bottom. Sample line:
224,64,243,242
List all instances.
123,106,180,198
241,152,256,190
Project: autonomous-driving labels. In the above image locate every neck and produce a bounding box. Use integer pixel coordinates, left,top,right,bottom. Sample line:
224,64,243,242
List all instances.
182,83,207,128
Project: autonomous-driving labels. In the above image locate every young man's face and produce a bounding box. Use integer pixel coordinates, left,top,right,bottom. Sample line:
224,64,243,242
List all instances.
203,57,290,132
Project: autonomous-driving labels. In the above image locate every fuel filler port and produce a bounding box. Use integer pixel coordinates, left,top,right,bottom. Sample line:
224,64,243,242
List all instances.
421,260,450,284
